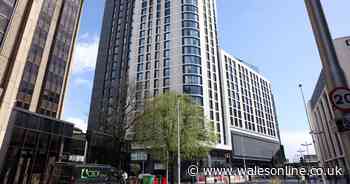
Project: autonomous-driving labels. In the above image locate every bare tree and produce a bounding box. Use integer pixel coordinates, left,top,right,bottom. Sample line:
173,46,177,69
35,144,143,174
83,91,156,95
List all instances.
103,76,141,170
88,59,142,170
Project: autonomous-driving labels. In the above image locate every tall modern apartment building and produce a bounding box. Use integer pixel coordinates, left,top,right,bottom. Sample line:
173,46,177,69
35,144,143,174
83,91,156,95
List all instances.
0,0,84,182
88,0,281,169
128,0,229,151
87,0,135,164
308,37,350,181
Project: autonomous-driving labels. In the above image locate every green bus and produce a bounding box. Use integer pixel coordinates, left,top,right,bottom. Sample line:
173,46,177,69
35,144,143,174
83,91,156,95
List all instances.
48,162,122,184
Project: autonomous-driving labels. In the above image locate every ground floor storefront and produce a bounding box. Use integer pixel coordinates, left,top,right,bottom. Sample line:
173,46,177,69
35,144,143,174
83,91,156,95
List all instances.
0,108,85,184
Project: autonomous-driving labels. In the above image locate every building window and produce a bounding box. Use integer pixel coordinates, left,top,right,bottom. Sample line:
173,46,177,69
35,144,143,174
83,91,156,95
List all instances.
183,46,200,55
183,55,201,65
164,24,170,32
154,70,159,78
145,81,150,89
164,50,170,58
164,17,170,24
0,0,17,46
182,20,199,28
137,73,144,81
155,61,160,69
145,71,150,79
164,68,170,77
191,96,203,106
183,37,200,46
146,62,151,70
183,0,198,6
183,75,202,85
182,12,198,20
164,41,170,49
154,89,159,96
164,9,170,16
154,79,159,88
137,64,144,72
183,5,198,12
183,65,201,74
164,58,170,67
182,29,199,37
183,85,202,95
164,78,170,86
165,1,170,8
163,88,170,93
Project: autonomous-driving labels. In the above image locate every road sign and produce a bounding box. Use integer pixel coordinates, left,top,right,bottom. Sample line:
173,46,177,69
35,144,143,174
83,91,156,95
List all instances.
330,87,350,112
131,151,147,161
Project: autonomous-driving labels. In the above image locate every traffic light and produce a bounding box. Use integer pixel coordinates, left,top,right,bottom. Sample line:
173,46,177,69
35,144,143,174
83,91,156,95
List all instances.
225,153,230,163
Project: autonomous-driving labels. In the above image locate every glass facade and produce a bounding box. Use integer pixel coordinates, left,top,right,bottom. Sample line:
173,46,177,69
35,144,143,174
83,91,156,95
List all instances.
13,0,82,118
0,0,17,47
16,0,57,110
182,0,203,106
38,0,81,117
96,0,133,124
0,108,85,184
0,0,84,182
87,0,135,164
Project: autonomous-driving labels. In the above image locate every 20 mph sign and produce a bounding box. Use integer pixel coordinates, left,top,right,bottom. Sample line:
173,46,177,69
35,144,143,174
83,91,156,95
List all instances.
330,87,350,112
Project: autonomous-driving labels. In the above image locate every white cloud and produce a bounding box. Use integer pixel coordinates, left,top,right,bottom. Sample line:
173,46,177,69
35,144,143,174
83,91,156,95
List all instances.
74,77,92,87
72,33,99,73
280,129,316,162
79,32,90,40
65,117,87,133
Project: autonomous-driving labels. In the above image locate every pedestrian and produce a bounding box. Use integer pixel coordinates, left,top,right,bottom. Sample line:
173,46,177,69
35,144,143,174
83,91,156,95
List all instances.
122,171,128,184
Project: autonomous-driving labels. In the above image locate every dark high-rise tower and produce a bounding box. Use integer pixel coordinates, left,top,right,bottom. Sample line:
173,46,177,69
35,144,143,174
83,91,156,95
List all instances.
0,0,84,182
87,0,135,163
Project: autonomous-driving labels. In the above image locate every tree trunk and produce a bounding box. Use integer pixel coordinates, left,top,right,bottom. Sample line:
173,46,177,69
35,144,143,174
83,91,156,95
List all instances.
170,162,175,184
166,151,169,184
169,153,177,184
113,139,123,170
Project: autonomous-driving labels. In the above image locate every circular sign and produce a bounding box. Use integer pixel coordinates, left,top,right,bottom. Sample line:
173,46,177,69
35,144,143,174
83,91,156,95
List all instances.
330,87,350,112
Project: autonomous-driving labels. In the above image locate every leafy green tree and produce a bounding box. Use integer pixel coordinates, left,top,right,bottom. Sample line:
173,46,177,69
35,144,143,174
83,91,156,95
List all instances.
134,92,217,183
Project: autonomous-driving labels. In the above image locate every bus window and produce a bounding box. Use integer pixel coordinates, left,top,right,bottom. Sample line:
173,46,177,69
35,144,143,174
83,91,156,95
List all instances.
49,163,121,184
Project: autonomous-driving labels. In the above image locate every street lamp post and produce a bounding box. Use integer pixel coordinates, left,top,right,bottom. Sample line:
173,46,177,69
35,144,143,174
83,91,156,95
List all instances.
298,84,311,125
240,137,247,184
177,99,181,184
298,84,314,163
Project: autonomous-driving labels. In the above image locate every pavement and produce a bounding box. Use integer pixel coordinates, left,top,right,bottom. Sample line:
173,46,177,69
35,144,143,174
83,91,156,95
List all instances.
184,179,325,184
248,178,324,184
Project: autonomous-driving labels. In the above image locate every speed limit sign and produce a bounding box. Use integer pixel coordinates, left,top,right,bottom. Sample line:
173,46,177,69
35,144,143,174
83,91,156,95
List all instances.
330,87,350,112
